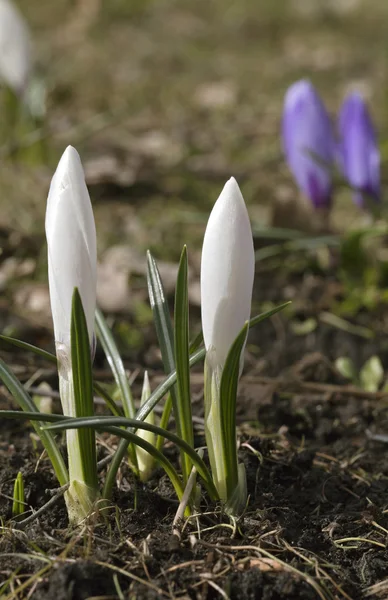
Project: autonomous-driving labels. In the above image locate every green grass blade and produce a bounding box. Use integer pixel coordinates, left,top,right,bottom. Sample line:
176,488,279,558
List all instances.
95,308,135,419
219,322,249,500
103,346,206,498
48,416,218,501
93,381,123,417
189,330,203,354
155,393,172,451
0,359,68,486
0,411,218,501
95,307,139,491
146,250,176,374
174,246,193,481
0,335,57,363
71,288,98,490
249,302,291,328
0,334,120,418
135,347,205,423
12,472,25,517
146,251,177,424
134,303,289,427
146,250,178,451
254,234,340,262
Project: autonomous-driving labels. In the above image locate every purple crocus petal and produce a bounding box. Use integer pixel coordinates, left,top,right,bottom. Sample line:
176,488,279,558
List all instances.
338,92,380,205
282,80,334,209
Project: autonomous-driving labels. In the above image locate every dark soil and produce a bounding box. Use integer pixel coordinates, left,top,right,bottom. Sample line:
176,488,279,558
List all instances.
2,267,388,600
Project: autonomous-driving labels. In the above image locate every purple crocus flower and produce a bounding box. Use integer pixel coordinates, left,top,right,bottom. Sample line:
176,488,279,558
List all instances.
282,80,334,209
338,92,380,207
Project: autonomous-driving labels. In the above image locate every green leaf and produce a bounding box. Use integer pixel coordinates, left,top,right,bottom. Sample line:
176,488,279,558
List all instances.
134,302,291,429
95,307,139,493
103,345,206,500
290,318,317,336
93,381,123,417
12,472,25,517
95,308,135,419
319,311,374,340
249,301,291,327
136,348,206,424
335,357,357,383
0,333,122,417
255,235,340,262
50,416,185,504
219,322,250,502
146,250,176,375
0,335,57,363
174,246,193,481
189,330,203,354
0,358,68,486
146,251,177,447
48,416,217,500
70,288,98,490
360,356,384,392
0,411,218,502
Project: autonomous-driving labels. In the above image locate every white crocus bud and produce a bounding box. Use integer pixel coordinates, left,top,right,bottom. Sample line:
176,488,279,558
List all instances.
200,177,254,513
201,177,254,369
46,145,97,353
45,145,98,525
0,0,31,95
136,371,156,482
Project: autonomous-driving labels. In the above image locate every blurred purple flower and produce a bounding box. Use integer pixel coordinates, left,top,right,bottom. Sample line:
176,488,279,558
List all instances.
282,79,334,209
338,92,380,207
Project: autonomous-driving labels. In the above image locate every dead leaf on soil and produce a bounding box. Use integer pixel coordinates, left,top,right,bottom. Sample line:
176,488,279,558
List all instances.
237,557,284,572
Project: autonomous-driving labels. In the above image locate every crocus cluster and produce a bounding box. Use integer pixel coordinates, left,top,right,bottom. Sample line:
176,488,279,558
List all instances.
45,146,255,521
282,79,380,210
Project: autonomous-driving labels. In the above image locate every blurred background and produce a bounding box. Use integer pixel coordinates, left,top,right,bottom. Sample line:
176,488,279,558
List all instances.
2,0,388,374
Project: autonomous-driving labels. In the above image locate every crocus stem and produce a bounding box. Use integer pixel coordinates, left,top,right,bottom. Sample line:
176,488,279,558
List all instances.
59,371,98,524
204,361,229,503
204,355,247,515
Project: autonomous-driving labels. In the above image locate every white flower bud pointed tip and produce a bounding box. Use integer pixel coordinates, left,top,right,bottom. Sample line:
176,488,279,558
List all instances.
46,146,97,350
201,177,254,369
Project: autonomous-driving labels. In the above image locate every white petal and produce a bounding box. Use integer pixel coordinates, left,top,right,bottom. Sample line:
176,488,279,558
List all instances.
200,177,254,368
0,0,31,94
46,146,97,348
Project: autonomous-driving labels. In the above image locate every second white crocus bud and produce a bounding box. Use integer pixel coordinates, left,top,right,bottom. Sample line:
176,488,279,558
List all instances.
201,177,255,369
46,145,98,524
200,177,254,512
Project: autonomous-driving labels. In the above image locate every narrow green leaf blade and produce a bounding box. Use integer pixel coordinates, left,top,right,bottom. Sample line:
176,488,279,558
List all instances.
249,301,291,328
12,472,25,517
189,330,203,354
93,381,123,417
219,322,250,498
0,410,218,501
0,335,57,363
146,250,178,451
146,251,177,414
174,246,193,481
136,348,205,424
95,308,135,419
146,250,176,374
46,416,217,500
103,346,206,498
95,308,139,496
71,288,98,489
0,359,68,486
